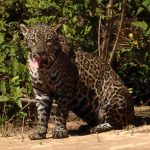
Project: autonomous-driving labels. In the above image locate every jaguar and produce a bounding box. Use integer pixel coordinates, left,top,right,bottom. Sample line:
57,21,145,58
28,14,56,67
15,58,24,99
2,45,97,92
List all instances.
20,23,134,140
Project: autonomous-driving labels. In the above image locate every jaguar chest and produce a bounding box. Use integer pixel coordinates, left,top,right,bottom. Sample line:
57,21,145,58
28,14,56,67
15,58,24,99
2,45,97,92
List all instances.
28,65,56,93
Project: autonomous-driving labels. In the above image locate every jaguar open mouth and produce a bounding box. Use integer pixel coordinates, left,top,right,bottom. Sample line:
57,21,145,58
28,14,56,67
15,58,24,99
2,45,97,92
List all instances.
35,57,48,67
29,55,48,68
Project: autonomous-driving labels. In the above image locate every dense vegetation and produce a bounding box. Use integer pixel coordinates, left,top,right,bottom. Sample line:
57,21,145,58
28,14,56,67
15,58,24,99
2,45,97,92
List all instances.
0,0,150,131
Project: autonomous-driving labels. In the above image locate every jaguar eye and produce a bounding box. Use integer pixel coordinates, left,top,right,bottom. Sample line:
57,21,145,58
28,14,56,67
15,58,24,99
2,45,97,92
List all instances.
29,39,36,45
28,33,36,44
27,38,36,47
46,40,52,46
31,39,36,43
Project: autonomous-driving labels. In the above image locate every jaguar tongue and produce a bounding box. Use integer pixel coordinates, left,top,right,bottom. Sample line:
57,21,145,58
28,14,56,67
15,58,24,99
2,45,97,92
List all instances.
29,58,43,68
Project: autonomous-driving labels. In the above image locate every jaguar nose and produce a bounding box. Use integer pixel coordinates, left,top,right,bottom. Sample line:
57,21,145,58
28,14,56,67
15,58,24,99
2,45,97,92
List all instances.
37,50,45,56
32,50,45,58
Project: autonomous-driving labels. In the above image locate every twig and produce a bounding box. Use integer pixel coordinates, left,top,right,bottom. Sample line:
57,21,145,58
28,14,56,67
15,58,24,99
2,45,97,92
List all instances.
5,97,32,125
98,15,102,57
6,97,57,124
96,133,101,142
20,98,36,103
20,97,57,107
109,0,126,64
1,97,35,137
144,99,150,106
101,0,114,61
1,102,12,137
21,116,25,142
113,33,129,41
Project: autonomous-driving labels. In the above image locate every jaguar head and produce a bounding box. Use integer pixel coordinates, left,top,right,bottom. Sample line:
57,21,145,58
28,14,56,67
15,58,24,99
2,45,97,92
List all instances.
20,23,60,68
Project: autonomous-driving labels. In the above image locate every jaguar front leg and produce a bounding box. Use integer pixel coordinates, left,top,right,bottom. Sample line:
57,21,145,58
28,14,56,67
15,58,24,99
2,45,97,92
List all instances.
52,98,69,139
29,89,52,140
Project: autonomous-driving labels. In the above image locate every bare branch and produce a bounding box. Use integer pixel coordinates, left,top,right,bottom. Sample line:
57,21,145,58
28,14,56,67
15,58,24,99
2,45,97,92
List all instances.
109,0,126,65
100,0,114,61
20,97,57,107
20,98,36,103
98,15,102,57
21,117,25,142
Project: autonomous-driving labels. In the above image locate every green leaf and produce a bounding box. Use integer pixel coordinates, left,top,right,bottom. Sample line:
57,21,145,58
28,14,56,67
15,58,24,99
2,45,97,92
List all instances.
131,21,148,31
137,7,144,15
142,0,150,7
10,76,19,83
146,28,150,35
147,5,150,12
0,80,6,93
0,54,5,63
11,59,19,76
84,0,89,9
84,25,92,35
63,24,68,34
13,87,23,108
128,88,133,94
72,16,77,23
97,0,103,4
19,111,27,117
15,99,22,108
0,96,9,102
0,20,7,31
0,33,4,44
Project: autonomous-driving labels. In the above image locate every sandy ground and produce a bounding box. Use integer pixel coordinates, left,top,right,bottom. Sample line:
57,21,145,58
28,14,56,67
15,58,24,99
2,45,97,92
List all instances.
0,124,150,150
1,106,150,150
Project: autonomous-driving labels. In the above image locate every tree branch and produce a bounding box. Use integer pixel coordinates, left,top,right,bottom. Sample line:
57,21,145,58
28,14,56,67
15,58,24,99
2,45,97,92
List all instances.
20,98,57,107
98,15,101,57
100,0,113,61
109,0,126,65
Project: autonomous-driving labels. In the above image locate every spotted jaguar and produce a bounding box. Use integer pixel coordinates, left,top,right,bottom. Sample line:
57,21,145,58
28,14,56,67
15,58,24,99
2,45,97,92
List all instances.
20,23,134,140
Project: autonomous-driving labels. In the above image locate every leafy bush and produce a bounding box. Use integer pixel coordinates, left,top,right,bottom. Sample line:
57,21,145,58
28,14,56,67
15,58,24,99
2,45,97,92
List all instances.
0,0,150,127
117,30,150,104
116,0,150,104
0,0,100,126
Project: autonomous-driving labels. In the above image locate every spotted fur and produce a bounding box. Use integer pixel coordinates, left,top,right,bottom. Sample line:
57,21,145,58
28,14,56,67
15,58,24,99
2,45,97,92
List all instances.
20,24,134,140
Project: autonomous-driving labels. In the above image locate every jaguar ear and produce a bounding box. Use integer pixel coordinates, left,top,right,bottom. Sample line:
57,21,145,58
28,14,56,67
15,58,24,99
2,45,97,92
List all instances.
20,24,29,36
55,24,62,33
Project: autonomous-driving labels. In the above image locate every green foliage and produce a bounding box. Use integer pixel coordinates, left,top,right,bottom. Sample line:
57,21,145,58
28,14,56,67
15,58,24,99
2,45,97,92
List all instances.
131,0,150,29
117,33,150,104
0,0,150,127
0,0,100,126
136,0,150,15
116,0,150,104
131,21,148,31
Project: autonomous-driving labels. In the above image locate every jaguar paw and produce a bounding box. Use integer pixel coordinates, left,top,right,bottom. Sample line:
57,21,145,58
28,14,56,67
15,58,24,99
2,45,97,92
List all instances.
52,128,68,139
28,131,46,140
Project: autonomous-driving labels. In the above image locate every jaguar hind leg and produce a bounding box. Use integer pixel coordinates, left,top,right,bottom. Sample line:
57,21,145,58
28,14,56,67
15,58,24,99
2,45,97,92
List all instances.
79,123,112,134
90,123,113,133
